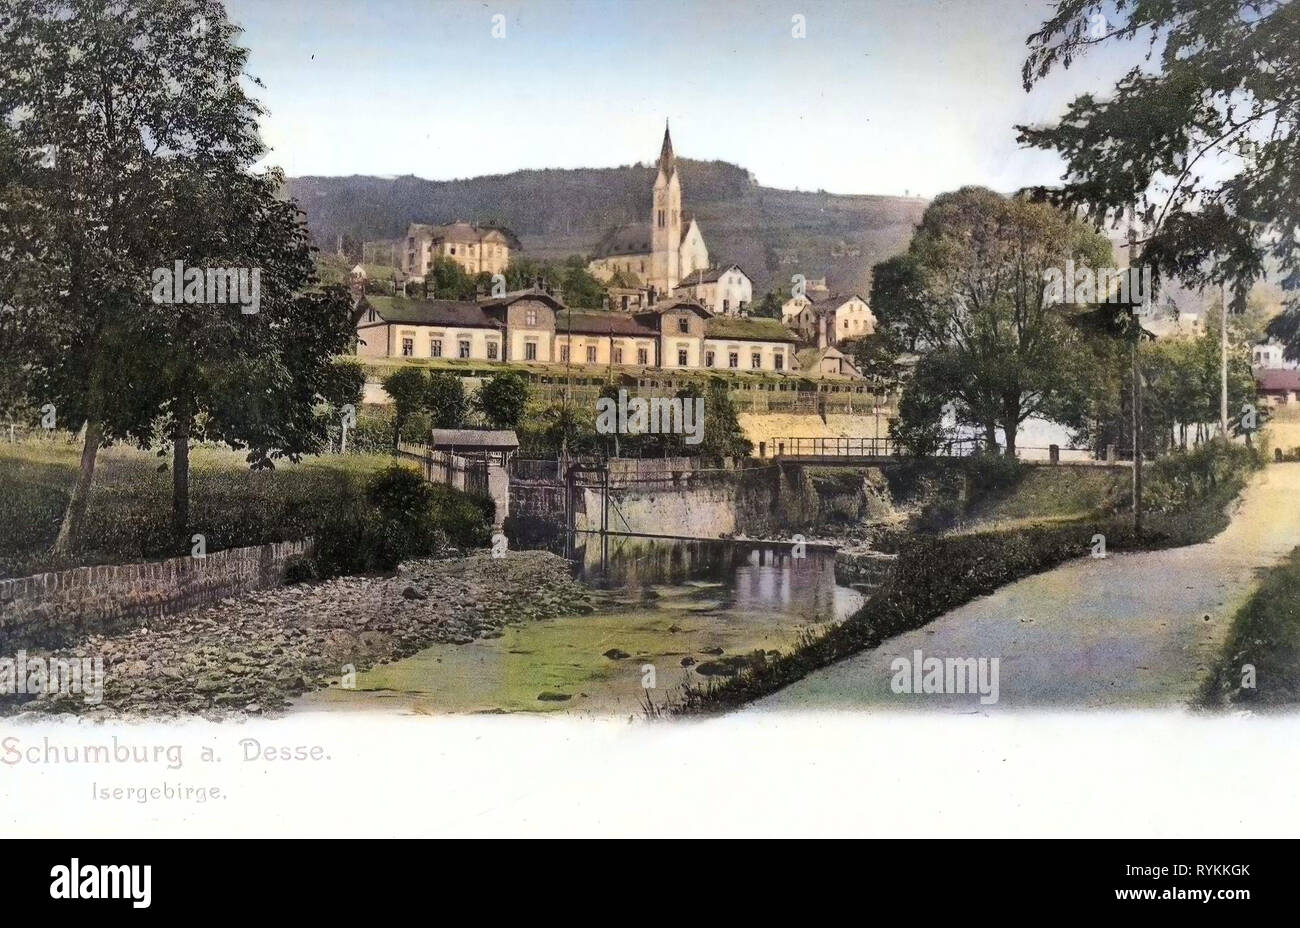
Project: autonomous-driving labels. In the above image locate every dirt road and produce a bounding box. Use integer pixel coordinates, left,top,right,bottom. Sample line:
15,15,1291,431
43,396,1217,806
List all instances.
755,463,1300,712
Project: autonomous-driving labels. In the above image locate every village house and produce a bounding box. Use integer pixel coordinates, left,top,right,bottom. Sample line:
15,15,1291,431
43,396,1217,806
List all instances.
354,290,563,363
363,221,513,280
785,293,875,347
1257,368,1300,407
797,345,864,380
673,264,753,316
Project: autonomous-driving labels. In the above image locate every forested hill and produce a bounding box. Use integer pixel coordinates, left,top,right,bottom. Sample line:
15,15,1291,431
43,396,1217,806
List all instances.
287,159,928,296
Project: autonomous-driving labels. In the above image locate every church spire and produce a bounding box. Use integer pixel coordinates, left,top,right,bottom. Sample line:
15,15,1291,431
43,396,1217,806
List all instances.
659,120,675,177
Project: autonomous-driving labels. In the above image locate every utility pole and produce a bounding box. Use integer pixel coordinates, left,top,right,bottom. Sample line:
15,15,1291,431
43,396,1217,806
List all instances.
1220,280,1229,438
1128,228,1144,536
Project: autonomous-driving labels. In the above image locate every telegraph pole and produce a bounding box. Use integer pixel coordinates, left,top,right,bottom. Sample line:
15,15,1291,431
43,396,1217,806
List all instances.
1128,228,1144,536
1220,281,1229,437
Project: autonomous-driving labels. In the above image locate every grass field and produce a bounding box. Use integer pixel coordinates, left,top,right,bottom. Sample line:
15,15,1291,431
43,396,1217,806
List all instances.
0,440,395,578
1203,544,1300,709
955,466,1128,534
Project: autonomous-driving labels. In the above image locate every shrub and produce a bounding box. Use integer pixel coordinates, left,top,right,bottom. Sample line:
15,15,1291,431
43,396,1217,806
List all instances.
283,554,318,584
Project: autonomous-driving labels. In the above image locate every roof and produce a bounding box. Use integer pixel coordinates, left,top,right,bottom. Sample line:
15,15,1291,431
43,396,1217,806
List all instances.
796,346,863,378
641,299,711,319
479,288,565,311
705,316,798,343
592,223,653,258
675,264,747,287
408,220,512,245
430,429,519,450
1257,369,1300,393
555,310,658,337
810,293,867,313
659,122,676,178
359,295,501,329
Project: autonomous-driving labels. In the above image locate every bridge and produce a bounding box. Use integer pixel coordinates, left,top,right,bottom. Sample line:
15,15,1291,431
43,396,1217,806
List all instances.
759,436,975,464
759,436,1122,466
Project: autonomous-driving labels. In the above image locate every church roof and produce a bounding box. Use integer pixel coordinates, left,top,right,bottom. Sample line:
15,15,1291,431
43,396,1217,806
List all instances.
659,122,675,177
592,223,653,258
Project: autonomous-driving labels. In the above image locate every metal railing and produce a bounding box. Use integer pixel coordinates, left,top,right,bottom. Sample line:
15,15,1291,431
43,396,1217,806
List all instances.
762,436,982,459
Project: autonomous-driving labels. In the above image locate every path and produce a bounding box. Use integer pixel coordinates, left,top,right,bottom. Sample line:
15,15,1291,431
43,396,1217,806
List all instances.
754,463,1300,712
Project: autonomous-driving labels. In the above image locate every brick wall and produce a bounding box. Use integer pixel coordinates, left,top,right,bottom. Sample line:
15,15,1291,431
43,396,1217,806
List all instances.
0,539,313,650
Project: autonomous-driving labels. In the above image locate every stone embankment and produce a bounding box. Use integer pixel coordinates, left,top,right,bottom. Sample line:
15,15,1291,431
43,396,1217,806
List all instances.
4,550,591,718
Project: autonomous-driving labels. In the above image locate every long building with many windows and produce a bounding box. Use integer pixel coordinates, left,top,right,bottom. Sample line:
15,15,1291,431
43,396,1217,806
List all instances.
354,290,798,374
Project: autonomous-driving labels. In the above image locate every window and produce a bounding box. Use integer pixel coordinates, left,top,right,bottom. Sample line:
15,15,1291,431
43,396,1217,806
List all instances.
401,337,413,357
706,351,715,368
560,345,570,362
525,342,537,361
723,299,730,313
775,354,784,371
367,307,376,322
621,295,629,311
637,348,648,365
751,352,762,370
487,341,498,360
450,246,456,255
614,347,623,364
657,209,665,228
678,349,688,366
525,309,537,326
458,340,470,359
430,339,442,358
586,346,597,363
678,318,689,334
728,352,739,369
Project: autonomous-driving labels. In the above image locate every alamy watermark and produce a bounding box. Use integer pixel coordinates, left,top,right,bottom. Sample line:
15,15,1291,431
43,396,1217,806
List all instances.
0,651,104,704
889,648,999,704
595,389,705,445
151,260,261,314
1044,261,1152,307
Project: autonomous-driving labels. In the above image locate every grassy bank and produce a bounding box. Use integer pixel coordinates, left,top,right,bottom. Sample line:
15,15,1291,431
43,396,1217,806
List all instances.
0,441,460,578
668,445,1261,716
1201,545,1300,709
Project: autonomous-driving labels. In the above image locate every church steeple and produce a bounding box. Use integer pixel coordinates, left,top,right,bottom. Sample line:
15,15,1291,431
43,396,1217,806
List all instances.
659,121,675,178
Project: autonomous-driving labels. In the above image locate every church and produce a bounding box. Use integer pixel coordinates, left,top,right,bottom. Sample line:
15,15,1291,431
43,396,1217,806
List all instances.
586,124,711,297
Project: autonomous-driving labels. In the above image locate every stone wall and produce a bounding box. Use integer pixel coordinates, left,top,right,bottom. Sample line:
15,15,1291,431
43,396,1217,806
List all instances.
0,539,312,650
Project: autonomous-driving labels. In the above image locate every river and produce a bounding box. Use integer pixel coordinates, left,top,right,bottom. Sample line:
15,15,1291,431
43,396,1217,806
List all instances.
297,536,865,717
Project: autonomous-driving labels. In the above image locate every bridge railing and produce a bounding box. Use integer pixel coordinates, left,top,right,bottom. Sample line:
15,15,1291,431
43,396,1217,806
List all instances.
763,436,985,459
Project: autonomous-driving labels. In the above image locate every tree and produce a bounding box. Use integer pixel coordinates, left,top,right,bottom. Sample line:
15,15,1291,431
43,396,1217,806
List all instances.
154,166,360,536
879,187,1113,455
0,0,312,556
476,371,529,430
424,256,477,300
381,367,428,449
1018,0,1300,347
425,372,467,429
700,379,752,464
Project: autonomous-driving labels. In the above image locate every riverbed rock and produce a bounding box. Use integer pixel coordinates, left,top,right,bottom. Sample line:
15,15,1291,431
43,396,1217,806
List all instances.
9,550,593,719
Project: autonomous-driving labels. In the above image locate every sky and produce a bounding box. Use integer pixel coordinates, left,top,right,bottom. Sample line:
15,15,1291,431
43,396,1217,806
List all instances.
225,0,1148,197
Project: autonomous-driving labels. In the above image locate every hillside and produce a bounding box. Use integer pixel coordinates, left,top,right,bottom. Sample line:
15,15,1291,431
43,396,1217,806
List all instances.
287,160,928,296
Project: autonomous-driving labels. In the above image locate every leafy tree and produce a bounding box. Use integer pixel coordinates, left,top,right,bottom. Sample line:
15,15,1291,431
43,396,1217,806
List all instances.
868,254,929,353
424,256,477,300
476,371,529,430
700,379,752,463
0,0,350,555
1018,0,1300,346
425,372,467,429
880,187,1113,455
381,367,429,449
